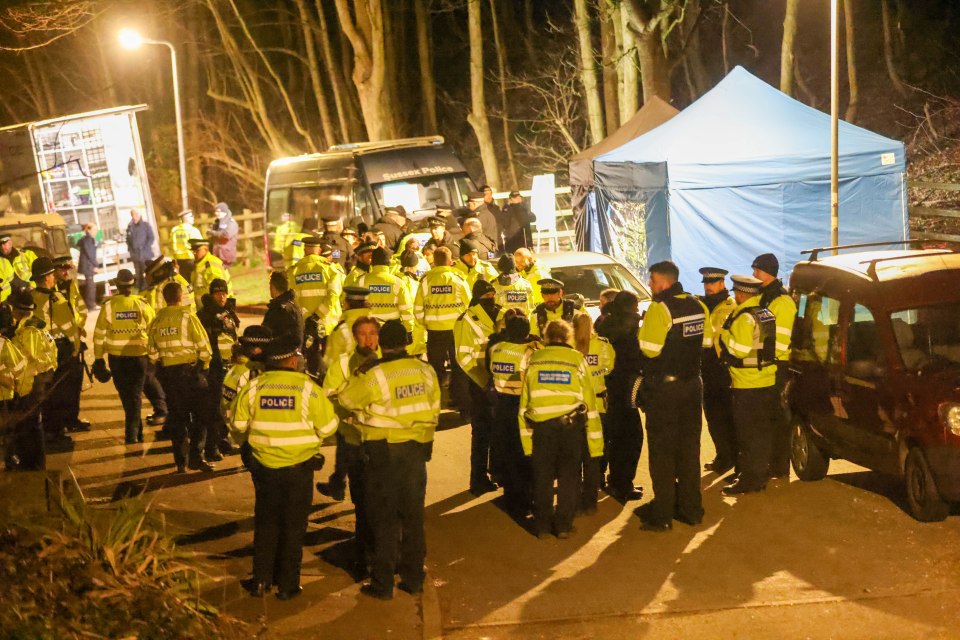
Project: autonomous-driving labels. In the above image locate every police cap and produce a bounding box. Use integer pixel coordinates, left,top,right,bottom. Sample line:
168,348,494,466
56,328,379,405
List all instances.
459,238,480,255
265,333,301,361
239,324,272,346
427,216,446,228
189,238,211,249
731,274,763,295
537,278,564,293
467,190,485,202
301,235,323,246
322,217,339,228
319,243,334,257
343,286,370,302
9,290,35,311
145,255,173,277
31,257,55,281
0,234,11,243
53,255,74,269
355,241,377,256
209,278,229,294
699,266,729,283
341,227,358,238
178,209,194,219
113,268,136,287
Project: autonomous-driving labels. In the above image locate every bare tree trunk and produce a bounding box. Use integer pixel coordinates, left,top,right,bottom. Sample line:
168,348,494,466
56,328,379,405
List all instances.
636,28,670,102
466,0,502,188
414,0,438,133
843,0,859,122
489,0,519,188
522,0,536,61
794,58,819,107
721,1,730,75
574,0,605,145
600,3,619,134
94,30,119,106
295,0,336,148
680,0,709,98
314,0,355,142
780,0,799,95
881,0,908,97
617,5,639,123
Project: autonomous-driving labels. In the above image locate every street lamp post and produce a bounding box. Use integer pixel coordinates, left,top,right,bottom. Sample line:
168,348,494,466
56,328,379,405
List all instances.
830,0,840,251
119,29,189,213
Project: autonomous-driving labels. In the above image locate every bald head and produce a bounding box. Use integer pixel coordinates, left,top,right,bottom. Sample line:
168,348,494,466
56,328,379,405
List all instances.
514,247,533,271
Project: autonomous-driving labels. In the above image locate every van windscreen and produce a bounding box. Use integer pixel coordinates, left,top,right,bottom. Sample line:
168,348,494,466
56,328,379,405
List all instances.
371,174,473,222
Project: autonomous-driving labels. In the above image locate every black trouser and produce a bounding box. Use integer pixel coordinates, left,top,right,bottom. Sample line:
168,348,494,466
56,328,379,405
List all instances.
251,460,314,592
176,259,195,283
143,362,168,418
133,259,147,290
43,339,82,437
364,439,430,593
604,383,643,495
768,368,792,476
531,417,583,535
492,393,531,512
703,360,737,469
426,329,455,385
6,373,51,470
80,272,97,308
109,355,147,444
340,441,373,571
204,358,228,456
156,363,206,467
732,385,780,489
327,432,349,490
468,381,492,485
644,377,704,526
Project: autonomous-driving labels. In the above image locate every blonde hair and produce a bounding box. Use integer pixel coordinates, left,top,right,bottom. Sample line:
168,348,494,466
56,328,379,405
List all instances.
543,319,573,345
573,313,593,356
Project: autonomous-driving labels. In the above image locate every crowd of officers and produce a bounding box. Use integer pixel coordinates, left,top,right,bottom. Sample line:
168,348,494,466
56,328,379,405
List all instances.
0,192,799,602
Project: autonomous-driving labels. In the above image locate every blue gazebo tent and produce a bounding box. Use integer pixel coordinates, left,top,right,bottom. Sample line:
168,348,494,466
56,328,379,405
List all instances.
586,66,907,285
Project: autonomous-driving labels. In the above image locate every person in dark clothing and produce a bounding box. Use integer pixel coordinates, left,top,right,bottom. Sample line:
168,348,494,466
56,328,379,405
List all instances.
77,223,99,310
480,185,502,218
464,191,499,241
422,216,461,260
372,207,408,252
125,209,156,290
461,218,499,261
321,218,354,268
498,191,536,251
594,290,644,502
262,271,304,345
198,280,240,460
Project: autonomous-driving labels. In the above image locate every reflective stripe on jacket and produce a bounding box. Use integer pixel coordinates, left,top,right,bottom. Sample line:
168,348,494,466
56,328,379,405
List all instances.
0,335,26,401
170,223,202,260
493,275,533,315
364,265,414,330
720,295,777,389
488,340,537,395
147,305,212,367
454,303,500,387
414,266,470,331
191,253,230,308
94,295,155,358
291,254,331,318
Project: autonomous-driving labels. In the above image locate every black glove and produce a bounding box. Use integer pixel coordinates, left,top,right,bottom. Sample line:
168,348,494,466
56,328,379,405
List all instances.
306,453,326,471
92,358,111,383
194,363,210,391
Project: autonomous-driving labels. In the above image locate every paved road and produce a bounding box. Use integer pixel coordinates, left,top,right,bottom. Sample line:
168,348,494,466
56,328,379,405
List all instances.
39,315,960,639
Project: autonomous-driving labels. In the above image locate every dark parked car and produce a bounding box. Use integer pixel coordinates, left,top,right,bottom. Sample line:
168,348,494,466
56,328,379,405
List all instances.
787,242,960,521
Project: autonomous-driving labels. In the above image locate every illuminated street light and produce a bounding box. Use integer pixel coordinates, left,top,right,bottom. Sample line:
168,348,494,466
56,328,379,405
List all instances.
118,28,189,212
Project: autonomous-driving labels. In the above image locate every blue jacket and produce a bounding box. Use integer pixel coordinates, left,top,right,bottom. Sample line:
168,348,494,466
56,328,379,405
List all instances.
78,234,98,275
126,219,155,262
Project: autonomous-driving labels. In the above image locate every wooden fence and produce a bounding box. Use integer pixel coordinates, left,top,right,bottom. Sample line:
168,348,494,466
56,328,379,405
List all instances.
155,209,265,268
910,181,960,243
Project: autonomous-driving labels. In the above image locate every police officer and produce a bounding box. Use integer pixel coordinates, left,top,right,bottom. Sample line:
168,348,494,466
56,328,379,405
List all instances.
573,312,614,515
751,253,798,480
273,212,301,256
3,292,40,470
170,209,203,282
529,278,577,339
423,216,461,261
148,281,215,472
93,269,155,444
53,255,90,432
514,248,551,306
318,243,346,336
519,320,603,539
281,217,319,268
142,256,193,312
0,235,16,301
232,333,338,601
31,256,84,445
324,286,372,367
720,275,779,496
2,234,36,290
342,241,377,292
198,278,240,460
290,235,331,374
321,217,354,268
492,254,533,316
317,316,380,576
190,238,231,308
461,217,498,261
365,248,414,332
262,271,303,345
339,320,440,600
221,325,272,422
414,247,471,387
454,239,496,290
454,279,502,495
636,260,709,531
698,267,738,475
487,311,539,516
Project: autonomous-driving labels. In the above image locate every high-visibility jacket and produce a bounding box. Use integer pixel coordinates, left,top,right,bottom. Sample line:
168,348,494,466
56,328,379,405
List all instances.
142,273,194,313
0,258,14,301
763,286,797,362
321,261,345,335
170,223,203,260
324,307,371,367
518,344,603,458
391,251,430,279
364,265,414,331
637,287,711,364
282,231,313,268
231,369,338,469
58,278,88,328
342,264,370,292
94,294,155,358
338,353,440,444
720,295,778,389
291,254,331,318
191,253,231,308
583,334,615,411
521,262,551,306
414,266,471,331
31,287,83,353
13,317,55,397
147,305,212,368
703,294,737,356
453,258,496,290
221,358,263,420
397,272,426,355
0,333,27,401
492,274,534,315
488,339,538,395
529,300,578,340
322,349,377,446
454,302,502,388
13,249,36,283
274,221,303,254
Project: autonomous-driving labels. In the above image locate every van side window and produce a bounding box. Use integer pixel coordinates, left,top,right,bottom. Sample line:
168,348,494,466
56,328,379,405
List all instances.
793,293,841,364
846,304,881,378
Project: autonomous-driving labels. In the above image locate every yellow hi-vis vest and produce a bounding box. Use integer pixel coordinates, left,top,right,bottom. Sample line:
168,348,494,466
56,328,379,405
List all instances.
170,223,202,260
338,354,440,444
454,302,501,388
766,290,798,362
324,307,371,367
0,258,14,301
492,274,534,315
488,339,538,395
453,258,496,290
291,254,330,318
59,278,87,328
12,317,54,397
144,274,194,313
191,253,230,308
365,265,414,330
322,349,376,446
147,305,212,368
397,272,426,355
0,334,26,401
231,369,338,469
584,334,614,401
720,295,778,389
519,344,603,458
414,266,471,332
32,287,82,352
221,358,262,420
274,221,303,254
13,249,36,283
521,262,551,306
321,261,345,334
94,294,155,358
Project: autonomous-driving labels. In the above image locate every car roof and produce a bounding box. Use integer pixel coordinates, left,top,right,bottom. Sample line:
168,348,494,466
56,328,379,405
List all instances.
534,251,619,268
798,249,960,282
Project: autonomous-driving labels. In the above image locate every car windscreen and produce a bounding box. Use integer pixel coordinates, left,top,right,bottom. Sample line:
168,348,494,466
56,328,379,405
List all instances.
546,264,650,304
371,174,470,222
890,302,960,370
